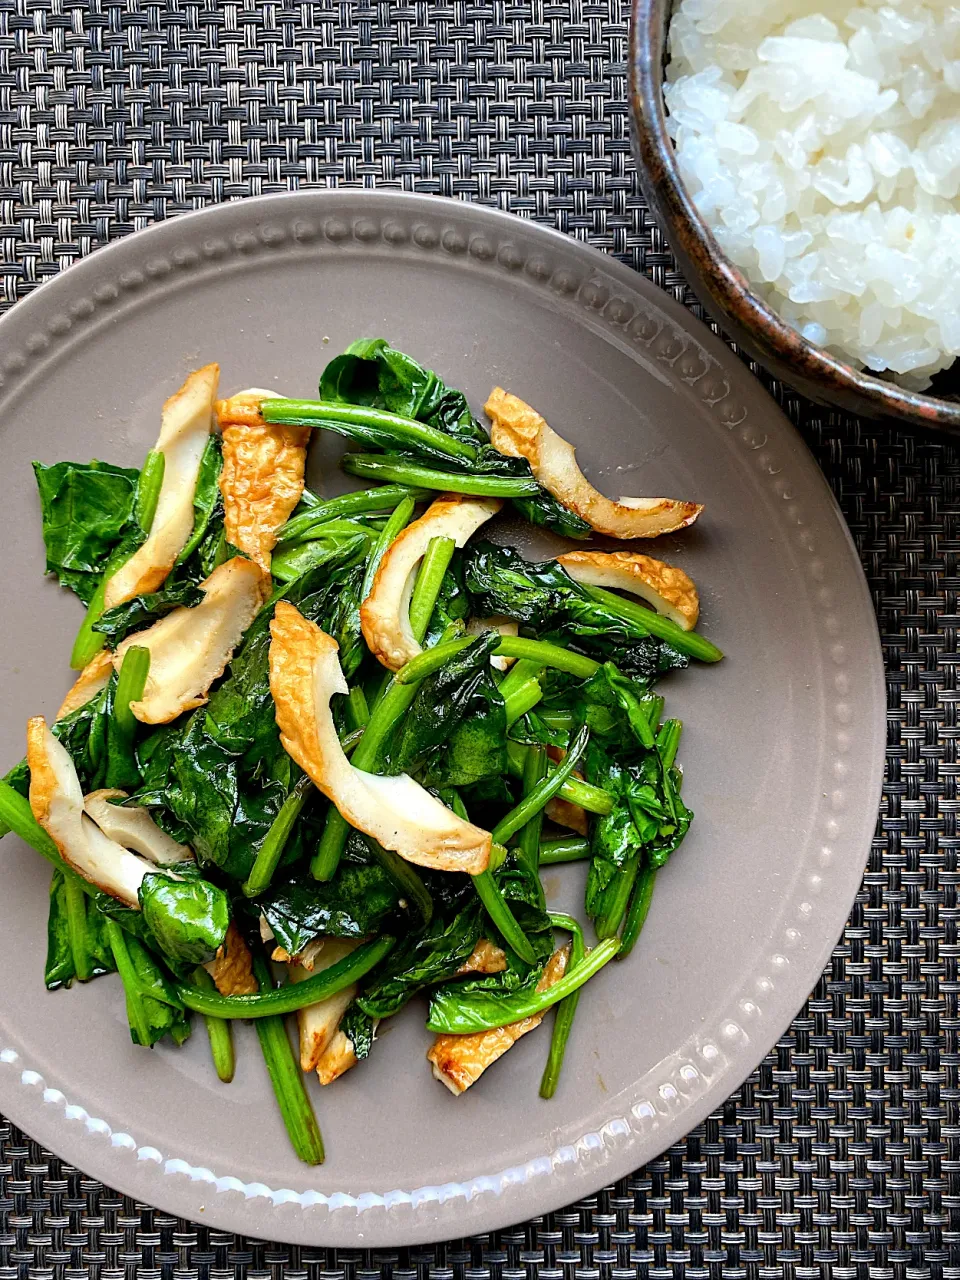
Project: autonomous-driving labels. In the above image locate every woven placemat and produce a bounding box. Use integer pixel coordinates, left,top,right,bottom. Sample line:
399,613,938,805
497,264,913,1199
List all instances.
0,1,955,1276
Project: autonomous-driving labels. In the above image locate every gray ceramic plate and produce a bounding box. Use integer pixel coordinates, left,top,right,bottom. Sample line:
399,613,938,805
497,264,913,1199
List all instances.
0,191,884,1246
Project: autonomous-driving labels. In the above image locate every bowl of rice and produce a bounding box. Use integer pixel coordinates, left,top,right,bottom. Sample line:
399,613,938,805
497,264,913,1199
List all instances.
630,0,960,429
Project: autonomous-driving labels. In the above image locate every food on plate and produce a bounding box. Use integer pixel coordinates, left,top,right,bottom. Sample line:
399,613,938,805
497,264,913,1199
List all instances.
112,557,265,724
269,600,492,873
0,339,723,1165
216,389,310,576
428,944,569,1094
360,495,502,670
57,651,114,719
664,1,960,386
102,364,220,612
558,549,700,631
485,387,702,538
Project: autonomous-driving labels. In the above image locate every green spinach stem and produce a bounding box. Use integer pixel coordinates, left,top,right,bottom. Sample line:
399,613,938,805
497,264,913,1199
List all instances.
539,835,590,864
69,573,110,670
496,637,598,678
262,400,478,464
657,718,683,769
445,780,538,967
408,535,455,643
595,854,640,940
250,949,325,1165
176,935,395,1019
243,774,313,898
471,868,539,966
503,677,543,726
497,657,542,701
492,726,589,845
64,873,94,982
135,450,166,534
581,584,724,663
505,742,611,815
104,919,152,1047
341,454,540,497
618,864,657,960
310,677,419,881
113,646,150,741
277,486,432,547
191,966,236,1082
646,694,665,736
346,685,370,731
540,913,586,1098
515,743,548,897
361,496,417,598
396,635,597,685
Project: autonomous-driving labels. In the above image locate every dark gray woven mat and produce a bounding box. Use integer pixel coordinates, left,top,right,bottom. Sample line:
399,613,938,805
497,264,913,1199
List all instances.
0,1,956,1276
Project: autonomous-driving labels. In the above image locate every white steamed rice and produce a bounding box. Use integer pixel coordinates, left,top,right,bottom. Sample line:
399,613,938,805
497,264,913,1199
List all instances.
664,0,960,387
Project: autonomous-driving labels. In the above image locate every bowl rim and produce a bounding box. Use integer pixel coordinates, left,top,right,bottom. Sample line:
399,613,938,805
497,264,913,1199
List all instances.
629,0,960,431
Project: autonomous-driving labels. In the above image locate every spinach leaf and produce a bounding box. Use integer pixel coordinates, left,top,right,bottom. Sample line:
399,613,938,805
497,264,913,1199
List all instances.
93,583,205,646
136,552,363,879
320,561,366,679
2,758,29,801
32,460,141,603
113,928,192,1047
44,869,115,990
258,860,401,954
463,542,575,625
321,338,448,422
494,851,554,947
573,664,661,748
318,340,590,538
356,902,482,1019
584,738,693,923
138,872,230,967
339,1003,376,1059
463,542,688,680
509,490,592,541
451,944,543,997
584,750,642,911
394,631,506,786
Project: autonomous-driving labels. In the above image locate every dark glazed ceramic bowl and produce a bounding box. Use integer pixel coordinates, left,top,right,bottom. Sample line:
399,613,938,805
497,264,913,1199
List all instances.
629,0,960,432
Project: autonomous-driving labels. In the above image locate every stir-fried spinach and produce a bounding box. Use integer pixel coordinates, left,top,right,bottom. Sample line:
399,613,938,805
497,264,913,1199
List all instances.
93,583,205,646
311,339,592,539
356,902,483,1019
464,542,688,678
7,337,718,1163
259,860,401,953
139,873,231,968
136,549,365,879
393,631,506,786
175,436,224,569
32,459,142,603
44,869,116,990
